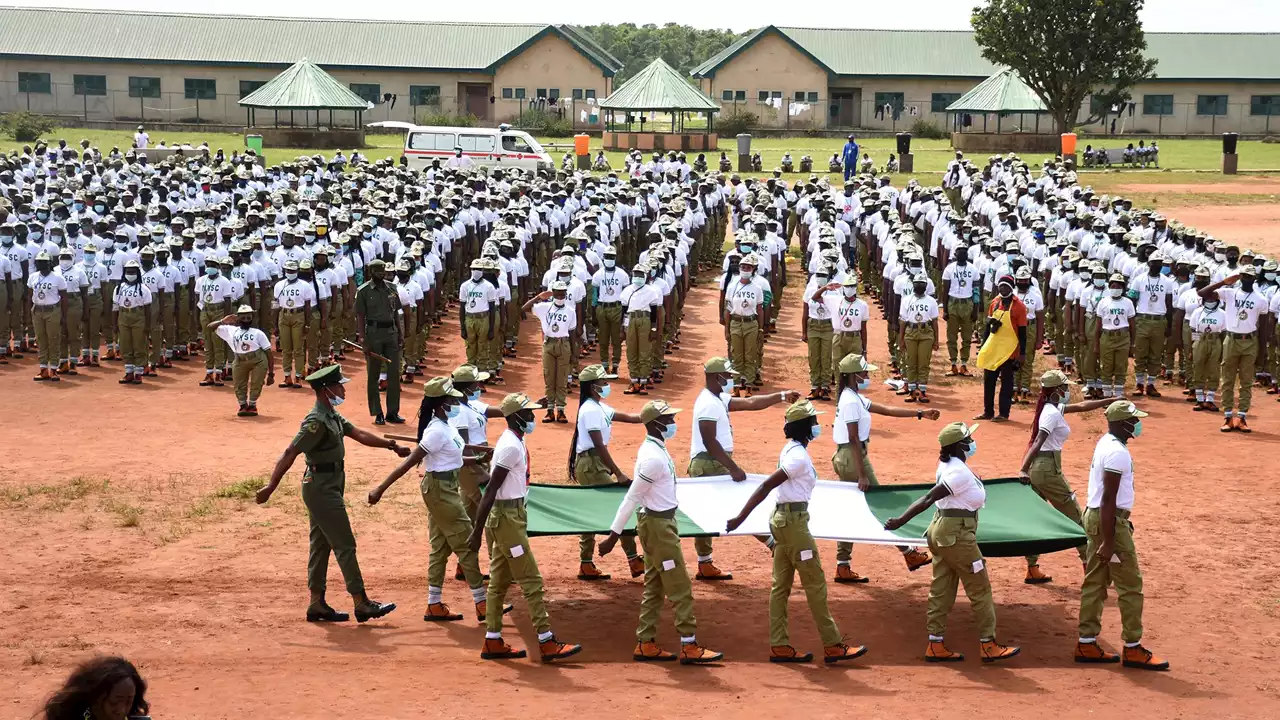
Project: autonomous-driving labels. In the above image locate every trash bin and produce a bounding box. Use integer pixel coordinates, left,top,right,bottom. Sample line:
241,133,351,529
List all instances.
1223,132,1239,154
245,134,263,154
574,133,590,170
1061,133,1078,156
896,133,911,155
736,134,751,173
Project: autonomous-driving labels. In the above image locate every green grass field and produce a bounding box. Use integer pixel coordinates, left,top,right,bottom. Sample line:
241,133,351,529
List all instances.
5,128,1277,205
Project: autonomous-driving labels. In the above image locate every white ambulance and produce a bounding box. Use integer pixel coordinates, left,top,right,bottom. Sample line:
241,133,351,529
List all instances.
369,121,553,173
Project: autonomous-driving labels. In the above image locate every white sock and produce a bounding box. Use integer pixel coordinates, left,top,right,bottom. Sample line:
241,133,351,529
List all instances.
1195,390,1204,402
538,631,554,642
1225,410,1234,418
680,636,696,645
1124,641,1141,648
1239,412,1247,421
1078,637,1096,644
837,560,850,566
1208,391,1215,401
486,631,502,640
427,586,442,604
928,634,944,642
697,555,713,563
470,586,487,603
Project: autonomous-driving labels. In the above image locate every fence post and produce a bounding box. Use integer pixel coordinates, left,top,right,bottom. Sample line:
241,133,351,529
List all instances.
196,97,201,124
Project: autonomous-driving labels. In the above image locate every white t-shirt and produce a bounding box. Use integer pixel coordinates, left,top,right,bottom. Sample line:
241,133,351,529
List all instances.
1129,273,1176,315
531,300,575,338
1087,433,1134,510
1218,287,1269,334
899,294,939,323
449,399,489,445
459,278,498,313
420,417,465,472
112,282,152,310
490,429,529,499
776,440,817,503
934,457,986,511
273,278,316,310
215,324,271,354
822,294,870,334
833,387,871,445
1095,295,1136,330
575,398,613,454
610,436,679,534
941,262,978,299
1037,403,1070,452
690,388,732,458
724,277,766,317
28,271,67,306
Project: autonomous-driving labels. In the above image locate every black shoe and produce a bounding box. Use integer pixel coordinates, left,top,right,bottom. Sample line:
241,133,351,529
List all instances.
306,605,351,623
354,599,396,623
373,413,386,426
386,414,406,424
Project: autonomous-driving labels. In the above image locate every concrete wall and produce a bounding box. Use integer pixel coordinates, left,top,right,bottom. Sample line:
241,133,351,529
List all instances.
492,32,610,126
699,33,829,129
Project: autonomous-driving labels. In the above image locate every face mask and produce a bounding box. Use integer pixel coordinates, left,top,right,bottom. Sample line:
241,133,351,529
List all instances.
604,259,615,269
115,241,127,251
842,287,857,298
553,298,566,307
522,417,537,435
206,266,219,277
721,378,734,395
598,384,612,399
1215,253,1227,263
1267,273,1277,282
1130,420,1143,438
471,270,483,281
59,259,72,270
265,237,279,248
285,272,298,281
661,422,677,440
740,245,753,254
446,403,462,420
631,275,644,286
124,272,139,282
0,236,12,246
964,439,978,458
239,320,253,329
1109,288,1123,298
809,424,822,440
741,269,754,279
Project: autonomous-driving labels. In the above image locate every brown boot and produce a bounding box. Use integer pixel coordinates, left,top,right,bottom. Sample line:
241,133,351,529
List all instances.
481,637,528,660
628,555,645,578
1237,417,1252,433
1220,416,1238,432
538,635,583,662
925,640,964,662
633,641,677,662
476,600,514,622
679,642,723,665
1024,565,1053,584
834,564,869,584
823,642,868,664
556,408,568,423
1074,641,1120,664
980,640,1021,663
947,363,960,376
696,560,733,581
1121,644,1170,670
423,602,463,622
902,548,931,572
768,645,813,663
577,561,611,581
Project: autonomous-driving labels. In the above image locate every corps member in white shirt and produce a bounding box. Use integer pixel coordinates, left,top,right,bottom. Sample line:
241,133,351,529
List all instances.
466,392,583,663
811,275,870,371
448,363,504,579
370,377,513,624
830,353,937,583
725,400,868,665
599,400,724,665
1198,268,1270,432
27,251,69,379
688,356,799,580
523,282,577,420
896,273,940,402
570,364,646,580
884,422,1021,664
1094,274,1137,398
941,244,981,374
208,305,275,416
1013,369,1114,583
591,246,629,374
1076,401,1168,670
112,260,153,383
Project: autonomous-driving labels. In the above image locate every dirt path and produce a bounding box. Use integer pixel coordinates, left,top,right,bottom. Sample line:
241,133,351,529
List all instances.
3,250,1279,718
1119,179,1280,195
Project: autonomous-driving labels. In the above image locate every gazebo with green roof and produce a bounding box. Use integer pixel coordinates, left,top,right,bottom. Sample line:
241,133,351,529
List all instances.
945,68,1057,153
599,57,719,152
238,58,370,148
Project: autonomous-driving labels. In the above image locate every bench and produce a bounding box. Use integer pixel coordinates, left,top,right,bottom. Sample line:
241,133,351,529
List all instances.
1082,146,1159,169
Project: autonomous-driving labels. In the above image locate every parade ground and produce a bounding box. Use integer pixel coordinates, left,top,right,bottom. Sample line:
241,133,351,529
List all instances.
2,142,1279,717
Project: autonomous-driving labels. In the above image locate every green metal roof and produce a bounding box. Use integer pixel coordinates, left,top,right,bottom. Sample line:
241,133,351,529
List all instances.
0,7,622,75
238,59,368,110
692,26,1280,81
946,68,1046,113
599,58,718,112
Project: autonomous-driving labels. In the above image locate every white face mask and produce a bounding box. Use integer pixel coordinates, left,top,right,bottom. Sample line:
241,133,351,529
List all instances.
471,270,483,281
1093,278,1105,289
553,298,566,307
842,287,857,298
84,253,96,265
59,259,72,270
631,276,644,286
285,272,297,281
1109,287,1123,298
604,259,615,269
1215,252,1227,263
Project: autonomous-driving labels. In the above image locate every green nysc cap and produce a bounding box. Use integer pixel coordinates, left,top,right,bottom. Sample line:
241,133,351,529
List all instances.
838,353,877,374
423,376,464,398
306,364,349,389
451,363,491,383
784,399,824,423
1105,400,1148,422
937,421,978,447
578,363,618,382
703,356,739,375
640,399,681,424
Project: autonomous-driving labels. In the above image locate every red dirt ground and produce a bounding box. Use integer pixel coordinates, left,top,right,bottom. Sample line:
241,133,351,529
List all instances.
3,240,1279,718
1119,179,1280,195
1159,204,1280,255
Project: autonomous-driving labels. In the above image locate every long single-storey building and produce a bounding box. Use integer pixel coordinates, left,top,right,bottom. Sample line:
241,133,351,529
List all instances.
0,7,622,127
692,26,1280,135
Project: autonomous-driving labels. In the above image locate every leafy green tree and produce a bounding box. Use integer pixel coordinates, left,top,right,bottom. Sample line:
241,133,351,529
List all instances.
579,23,743,83
971,0,1157,133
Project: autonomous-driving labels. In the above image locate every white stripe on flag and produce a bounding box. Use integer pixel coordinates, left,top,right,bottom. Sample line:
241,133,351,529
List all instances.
674,475,925,546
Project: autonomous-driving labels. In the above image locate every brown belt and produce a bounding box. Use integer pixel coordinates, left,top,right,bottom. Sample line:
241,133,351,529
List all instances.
937,508,977,518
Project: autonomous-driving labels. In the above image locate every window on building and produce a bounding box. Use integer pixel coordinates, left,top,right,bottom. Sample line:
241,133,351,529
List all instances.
501,87,513,99
734,90,746,101
931,92,962,113
514,88,526,99
1250,95,1280,116
18,72,51,94
1197,94,1228,116
409,85,440,106
794,91,807,101
758,90,770,102
184,78,216,100
237,80,266,99
873,92,905,112
349,83,380,104
806,91,818,102
722,89,734,101
128,76,161,98
572,88,584,100
73,74,107,96
548,88,560,100
585,89,596,100
1142,94,1174,116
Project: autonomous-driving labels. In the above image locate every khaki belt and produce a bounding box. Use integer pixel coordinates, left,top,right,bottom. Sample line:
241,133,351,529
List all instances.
628,310,649,318
1102,328,1129,334
597,301,622,307
1035,450,1062,458
937,508,977,518
777,502,809,512
493,498,526,508
1138,313,1165,319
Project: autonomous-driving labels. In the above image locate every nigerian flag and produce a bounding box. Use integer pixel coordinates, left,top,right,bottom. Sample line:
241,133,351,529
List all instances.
524,475,1085,558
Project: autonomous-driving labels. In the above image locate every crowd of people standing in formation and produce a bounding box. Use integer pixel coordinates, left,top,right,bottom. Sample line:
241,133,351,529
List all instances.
2,138,1194,670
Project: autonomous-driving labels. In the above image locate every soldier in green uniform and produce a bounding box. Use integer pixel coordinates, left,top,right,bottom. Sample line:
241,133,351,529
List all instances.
354,258,405,425
255,365,403,623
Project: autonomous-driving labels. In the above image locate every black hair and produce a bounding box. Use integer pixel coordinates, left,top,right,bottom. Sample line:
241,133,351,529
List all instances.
783,417,816,445
42,656,148,720
939,440,968,463
568,380,604,477
415,394,451,442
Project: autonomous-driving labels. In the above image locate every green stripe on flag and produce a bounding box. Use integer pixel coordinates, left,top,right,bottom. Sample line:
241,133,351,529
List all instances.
863,478,1087,558
525,483,711,538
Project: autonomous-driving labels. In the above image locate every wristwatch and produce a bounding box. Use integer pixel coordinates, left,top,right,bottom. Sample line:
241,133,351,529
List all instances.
916,410,923,420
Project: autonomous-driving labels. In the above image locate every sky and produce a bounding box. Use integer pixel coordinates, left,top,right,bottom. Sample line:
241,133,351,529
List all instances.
7,0,1280,32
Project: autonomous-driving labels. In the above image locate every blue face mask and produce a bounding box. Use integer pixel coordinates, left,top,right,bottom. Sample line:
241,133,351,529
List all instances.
1131,420,1143,438
446,403,462,419
661,422,677,440
522,417,537,435
809,424,822,440
857,377,871,391
721,378,734,394
206,266,219,277
598,384,612,399
1160,266,1172,276
465,389,481,402
964,439,978,458
328,390,345,407
631,276,644,286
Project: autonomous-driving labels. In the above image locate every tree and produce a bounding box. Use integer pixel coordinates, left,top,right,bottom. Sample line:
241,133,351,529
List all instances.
971,0,1157,134
579,23,743,84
